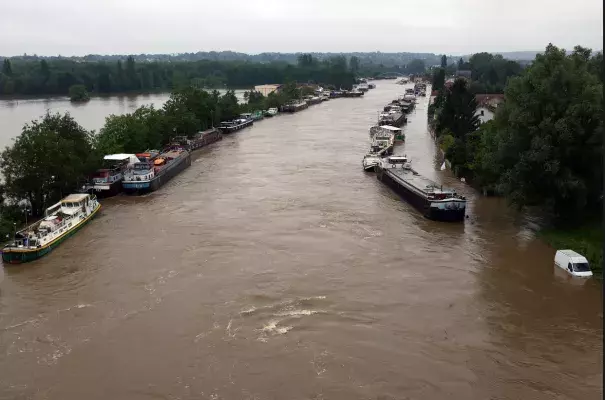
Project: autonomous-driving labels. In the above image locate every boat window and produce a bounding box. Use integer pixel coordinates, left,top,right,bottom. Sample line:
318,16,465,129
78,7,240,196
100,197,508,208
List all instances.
573,262,590,272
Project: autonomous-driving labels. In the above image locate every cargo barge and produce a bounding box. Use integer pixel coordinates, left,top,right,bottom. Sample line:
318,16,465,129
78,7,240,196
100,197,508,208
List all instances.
85,154,139,198
218,117,253,134
376,156,466,222
122,149,192,193
169,128,222,152
280,100,309,113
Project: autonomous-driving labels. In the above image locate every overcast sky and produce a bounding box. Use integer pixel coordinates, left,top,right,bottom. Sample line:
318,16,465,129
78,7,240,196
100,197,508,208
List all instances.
1,0,602,56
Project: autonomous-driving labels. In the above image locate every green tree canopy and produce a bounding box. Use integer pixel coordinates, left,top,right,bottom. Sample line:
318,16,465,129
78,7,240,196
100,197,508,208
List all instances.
481,44,603,222
0,113,99,215
431,68,446,91
68,84,90,102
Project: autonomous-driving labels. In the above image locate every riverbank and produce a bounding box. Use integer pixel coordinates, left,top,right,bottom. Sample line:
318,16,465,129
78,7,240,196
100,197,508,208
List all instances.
540,224,603,275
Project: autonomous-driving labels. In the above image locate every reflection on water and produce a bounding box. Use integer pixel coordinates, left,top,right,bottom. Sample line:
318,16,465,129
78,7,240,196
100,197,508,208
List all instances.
0,82,601,400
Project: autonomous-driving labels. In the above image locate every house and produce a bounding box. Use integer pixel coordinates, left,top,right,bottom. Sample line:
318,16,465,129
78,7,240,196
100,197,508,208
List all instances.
476,107,495,124
456,70,472,78
254,84,281,96
475,94,505,110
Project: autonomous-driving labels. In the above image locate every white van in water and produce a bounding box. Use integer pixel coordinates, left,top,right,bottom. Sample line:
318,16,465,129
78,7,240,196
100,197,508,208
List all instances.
554,250,592,277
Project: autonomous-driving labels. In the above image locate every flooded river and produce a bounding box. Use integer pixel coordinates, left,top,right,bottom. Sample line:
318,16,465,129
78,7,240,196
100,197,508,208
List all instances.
0,82,602,399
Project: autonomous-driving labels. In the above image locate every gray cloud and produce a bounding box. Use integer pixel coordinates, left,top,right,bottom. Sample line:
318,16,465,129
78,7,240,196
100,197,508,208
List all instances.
1,0,602,56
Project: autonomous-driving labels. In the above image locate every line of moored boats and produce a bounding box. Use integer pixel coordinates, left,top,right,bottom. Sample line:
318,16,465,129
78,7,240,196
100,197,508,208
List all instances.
362,81,467,222
2,85,370,264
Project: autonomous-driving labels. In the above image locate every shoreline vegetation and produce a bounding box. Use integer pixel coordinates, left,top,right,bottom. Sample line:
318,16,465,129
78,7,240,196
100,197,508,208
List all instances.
428,44,603,273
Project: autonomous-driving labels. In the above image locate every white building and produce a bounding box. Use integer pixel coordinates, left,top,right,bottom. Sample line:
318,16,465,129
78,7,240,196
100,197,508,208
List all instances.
254,84,281,96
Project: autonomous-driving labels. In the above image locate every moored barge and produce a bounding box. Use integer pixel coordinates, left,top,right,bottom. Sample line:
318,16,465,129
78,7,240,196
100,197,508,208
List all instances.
2,193,101,264
376,156,466,222
218,117,253,134
281,100,309,113
169,128,222,152
122,149,192,193
85,154,139,198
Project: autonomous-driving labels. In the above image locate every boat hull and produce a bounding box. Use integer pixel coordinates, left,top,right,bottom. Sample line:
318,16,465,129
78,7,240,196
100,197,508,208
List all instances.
1,203,102,265
218,120,253,134
91,179,123,198
376,168,465,222
123,153,192,194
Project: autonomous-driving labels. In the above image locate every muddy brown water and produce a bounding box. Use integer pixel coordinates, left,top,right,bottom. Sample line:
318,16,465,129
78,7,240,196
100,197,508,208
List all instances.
0,82,602,400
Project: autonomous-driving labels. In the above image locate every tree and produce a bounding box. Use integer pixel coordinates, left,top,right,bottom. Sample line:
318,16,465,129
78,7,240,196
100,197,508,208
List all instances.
479,44,603,222
458,58,464,70
218,90,240,121
297,53,316,68
432,68,446,91
68,84,90,102
2,59,12,76
95,106,167,154
40,60,50,80
0,113,99,215
441,55,447,68
436,78,480,139
466,52,522,93
125,56,139,90
349,56,360,74
406,59,426,74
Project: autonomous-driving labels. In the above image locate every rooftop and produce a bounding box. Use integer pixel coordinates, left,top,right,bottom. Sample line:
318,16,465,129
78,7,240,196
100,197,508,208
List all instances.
104,153,136,161
62,193,90,203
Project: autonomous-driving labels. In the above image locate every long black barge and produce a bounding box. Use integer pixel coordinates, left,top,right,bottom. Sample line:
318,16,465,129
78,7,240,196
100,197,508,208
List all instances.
169,128,222,152
280,101,309,113
376,157,466,222
218,118,253,134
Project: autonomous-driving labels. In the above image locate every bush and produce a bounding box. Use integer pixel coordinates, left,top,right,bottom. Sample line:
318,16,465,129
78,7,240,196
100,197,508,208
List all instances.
438,133,455,153
68,84,90,102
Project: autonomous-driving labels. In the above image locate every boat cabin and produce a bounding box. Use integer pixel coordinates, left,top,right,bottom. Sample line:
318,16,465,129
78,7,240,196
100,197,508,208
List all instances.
424,184,461,201
93,154,138,184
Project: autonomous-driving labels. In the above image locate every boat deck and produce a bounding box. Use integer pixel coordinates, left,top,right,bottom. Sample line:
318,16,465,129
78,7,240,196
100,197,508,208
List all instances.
386,168,452,194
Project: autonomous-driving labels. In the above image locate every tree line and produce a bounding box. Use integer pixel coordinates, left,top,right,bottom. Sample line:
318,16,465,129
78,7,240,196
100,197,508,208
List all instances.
0,55,356,97
429,44,602,227
2,51,446,69
431,53,524,94
0,53,434,97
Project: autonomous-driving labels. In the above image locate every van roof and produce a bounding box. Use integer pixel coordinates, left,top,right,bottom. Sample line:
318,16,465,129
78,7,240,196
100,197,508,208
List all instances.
558,249,584,258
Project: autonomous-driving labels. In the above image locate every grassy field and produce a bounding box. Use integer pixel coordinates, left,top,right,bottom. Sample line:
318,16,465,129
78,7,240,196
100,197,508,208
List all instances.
541,224,603,276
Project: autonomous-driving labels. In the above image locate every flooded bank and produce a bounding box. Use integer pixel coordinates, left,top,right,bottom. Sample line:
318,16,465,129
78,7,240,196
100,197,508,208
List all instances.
0,82,601,400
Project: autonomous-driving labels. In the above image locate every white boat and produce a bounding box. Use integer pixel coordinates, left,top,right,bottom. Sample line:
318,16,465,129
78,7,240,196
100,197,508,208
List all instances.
370,125,404,142
362,153,382,171
370,126,396,153
2,193,101,264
